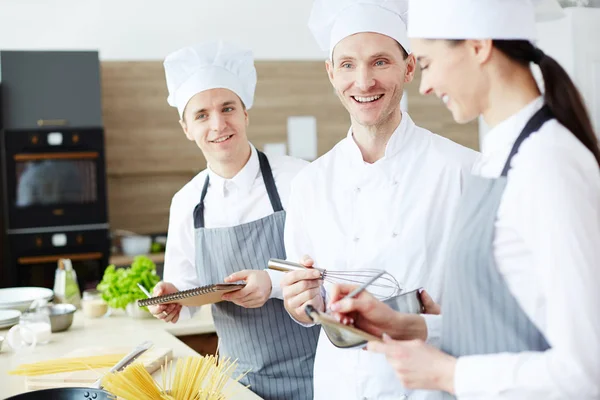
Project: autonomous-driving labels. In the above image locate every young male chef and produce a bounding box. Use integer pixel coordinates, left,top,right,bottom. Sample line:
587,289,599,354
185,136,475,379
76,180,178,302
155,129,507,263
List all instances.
148,40,320,400
279,1,479,399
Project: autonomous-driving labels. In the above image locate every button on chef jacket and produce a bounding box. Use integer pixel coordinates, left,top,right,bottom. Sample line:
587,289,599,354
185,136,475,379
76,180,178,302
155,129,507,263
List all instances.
163,144,308,319
451,97,600,399
284,111,479,400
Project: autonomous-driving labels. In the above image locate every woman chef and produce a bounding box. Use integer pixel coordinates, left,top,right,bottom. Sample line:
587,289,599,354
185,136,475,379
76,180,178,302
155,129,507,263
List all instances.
328,0,600,398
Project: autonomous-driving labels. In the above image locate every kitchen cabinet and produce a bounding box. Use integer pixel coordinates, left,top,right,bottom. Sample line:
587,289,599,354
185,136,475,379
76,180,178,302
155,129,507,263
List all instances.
0,51,103,129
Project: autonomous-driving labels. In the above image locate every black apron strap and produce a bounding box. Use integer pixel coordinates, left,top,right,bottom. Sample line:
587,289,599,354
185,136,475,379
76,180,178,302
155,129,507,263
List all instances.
193,150,283,229
257,150,284,213
501,105,554,177
193,175,210,229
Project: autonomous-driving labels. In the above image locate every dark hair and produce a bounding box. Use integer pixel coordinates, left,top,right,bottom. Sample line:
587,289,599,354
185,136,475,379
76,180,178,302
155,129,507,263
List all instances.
487,40,600,167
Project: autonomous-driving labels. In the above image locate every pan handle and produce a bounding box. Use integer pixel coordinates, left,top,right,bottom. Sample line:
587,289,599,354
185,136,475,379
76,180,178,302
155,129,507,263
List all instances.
90,340,153,389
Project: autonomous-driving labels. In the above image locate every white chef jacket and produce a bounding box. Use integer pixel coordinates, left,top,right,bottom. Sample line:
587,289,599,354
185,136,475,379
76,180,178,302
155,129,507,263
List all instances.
452,97,600,399
163,143,308,319
284,111,479,400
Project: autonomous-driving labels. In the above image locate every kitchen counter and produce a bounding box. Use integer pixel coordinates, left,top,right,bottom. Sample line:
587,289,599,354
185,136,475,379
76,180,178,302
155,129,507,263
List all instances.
0,306,261,399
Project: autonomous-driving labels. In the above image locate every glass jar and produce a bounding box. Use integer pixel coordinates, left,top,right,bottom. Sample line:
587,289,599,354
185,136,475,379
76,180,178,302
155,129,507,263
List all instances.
6,299,52,351
81,289,109,318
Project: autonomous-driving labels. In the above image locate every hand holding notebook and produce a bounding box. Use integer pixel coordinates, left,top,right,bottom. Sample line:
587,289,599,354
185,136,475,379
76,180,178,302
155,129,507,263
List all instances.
137,282,246,308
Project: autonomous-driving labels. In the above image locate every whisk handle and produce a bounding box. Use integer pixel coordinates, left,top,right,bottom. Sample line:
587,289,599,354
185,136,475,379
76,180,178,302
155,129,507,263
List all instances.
267,258,324,274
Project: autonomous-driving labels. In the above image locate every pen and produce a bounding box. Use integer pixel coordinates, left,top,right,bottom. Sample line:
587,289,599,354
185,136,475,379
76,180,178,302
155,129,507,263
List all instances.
137,283,152,298
341,270,386,300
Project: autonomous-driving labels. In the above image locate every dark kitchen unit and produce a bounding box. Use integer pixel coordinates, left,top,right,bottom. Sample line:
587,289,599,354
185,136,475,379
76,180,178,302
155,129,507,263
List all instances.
0,50,110,290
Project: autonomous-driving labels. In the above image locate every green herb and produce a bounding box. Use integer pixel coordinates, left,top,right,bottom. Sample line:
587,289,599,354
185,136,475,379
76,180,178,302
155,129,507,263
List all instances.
96,255,160,310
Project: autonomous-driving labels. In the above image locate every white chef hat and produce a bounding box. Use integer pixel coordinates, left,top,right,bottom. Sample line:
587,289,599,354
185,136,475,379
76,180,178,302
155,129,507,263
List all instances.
407,0,564,41
164,40,257,118
308,0,411,60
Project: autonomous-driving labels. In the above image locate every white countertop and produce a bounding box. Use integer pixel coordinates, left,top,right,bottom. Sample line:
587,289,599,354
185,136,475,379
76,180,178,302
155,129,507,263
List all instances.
0,306,261,399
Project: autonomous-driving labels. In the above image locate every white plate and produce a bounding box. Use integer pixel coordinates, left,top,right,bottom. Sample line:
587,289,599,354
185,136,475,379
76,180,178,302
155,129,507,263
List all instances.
0,318,19,329
0,287,54,311
0,309,21,323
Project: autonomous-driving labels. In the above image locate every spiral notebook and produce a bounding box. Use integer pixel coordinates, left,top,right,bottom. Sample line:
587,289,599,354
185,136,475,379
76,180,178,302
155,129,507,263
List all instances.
136,283,246,308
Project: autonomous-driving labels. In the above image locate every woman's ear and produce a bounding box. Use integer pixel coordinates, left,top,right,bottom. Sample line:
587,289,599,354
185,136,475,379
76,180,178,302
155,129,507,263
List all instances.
468,39,494,65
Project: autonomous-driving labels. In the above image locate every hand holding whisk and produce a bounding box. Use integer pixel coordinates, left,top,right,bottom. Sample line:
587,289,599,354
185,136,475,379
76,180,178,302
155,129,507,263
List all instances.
267,258,402,300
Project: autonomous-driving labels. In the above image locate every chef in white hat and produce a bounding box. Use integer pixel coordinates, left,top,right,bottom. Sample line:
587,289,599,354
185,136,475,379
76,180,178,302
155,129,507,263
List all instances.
279,0,479,399
326,0,600,398
149,40,320,400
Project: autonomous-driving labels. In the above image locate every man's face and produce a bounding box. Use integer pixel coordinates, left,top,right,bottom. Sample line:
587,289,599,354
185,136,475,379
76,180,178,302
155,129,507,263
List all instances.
179,88,249,165
326,32,415,128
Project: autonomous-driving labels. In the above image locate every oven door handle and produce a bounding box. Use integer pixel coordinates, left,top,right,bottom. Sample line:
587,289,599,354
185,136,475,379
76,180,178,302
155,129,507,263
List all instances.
13,152,99,162
17,252,104,265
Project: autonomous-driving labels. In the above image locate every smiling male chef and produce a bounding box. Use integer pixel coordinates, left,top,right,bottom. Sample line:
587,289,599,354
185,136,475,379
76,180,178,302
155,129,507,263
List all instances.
148,40,320,400
279,0,479,399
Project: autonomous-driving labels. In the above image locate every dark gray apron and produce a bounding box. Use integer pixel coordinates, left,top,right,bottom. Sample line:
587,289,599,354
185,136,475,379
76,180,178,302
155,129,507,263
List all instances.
440,106,553,398
193,150,320,400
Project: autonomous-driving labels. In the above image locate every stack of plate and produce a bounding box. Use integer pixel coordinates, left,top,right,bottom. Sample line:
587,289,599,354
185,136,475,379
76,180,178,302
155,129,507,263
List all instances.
0,287,54,313
0,309,21,329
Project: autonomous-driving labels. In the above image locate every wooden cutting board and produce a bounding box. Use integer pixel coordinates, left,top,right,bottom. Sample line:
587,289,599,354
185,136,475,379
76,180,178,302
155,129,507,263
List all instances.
24,345,173,391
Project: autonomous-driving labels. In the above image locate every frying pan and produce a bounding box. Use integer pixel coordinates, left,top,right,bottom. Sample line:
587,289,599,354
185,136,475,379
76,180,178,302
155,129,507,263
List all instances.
4,341,153,400
4,387,114,400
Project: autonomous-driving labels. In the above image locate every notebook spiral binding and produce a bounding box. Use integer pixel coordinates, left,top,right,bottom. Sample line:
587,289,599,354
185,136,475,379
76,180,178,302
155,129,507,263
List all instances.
137,284,218,307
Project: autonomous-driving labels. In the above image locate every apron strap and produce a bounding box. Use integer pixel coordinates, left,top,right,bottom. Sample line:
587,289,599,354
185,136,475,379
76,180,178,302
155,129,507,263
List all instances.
257,150,284,213
193,174,211,229
501,105,554,177
193,149,283,229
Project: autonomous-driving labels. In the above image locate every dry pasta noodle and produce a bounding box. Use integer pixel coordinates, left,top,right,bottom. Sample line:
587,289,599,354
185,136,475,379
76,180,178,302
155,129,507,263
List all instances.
101,355,249,400
8,354,127,376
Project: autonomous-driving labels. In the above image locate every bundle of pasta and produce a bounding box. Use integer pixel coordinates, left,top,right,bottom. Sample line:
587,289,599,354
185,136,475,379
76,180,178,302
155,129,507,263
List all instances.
101,355,248,400
8,354,127,376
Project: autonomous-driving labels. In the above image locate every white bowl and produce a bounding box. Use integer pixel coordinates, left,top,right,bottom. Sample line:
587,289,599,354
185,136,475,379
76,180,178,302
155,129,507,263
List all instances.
0,287,54,312
121,235,152,256
126,302,151,319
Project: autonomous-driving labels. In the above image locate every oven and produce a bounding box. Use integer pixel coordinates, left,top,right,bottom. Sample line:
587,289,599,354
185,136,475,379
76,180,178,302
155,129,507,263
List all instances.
0,50,110,289
7,228,110,290
1,127,108,231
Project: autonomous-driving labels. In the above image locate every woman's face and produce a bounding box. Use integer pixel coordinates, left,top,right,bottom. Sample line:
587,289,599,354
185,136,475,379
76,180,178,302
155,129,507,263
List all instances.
410,39,490,124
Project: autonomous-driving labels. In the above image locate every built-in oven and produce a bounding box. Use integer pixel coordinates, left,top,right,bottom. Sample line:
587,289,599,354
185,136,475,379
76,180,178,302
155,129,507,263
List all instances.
1,127,108,231
8,228,110,290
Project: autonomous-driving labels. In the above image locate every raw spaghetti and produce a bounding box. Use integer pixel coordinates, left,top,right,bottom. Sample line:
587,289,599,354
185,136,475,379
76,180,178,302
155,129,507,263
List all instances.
101,355,249,400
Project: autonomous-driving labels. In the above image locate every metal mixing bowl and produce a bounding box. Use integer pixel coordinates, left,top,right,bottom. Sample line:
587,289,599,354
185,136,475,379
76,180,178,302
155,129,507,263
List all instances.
48,304,77,332
383,288,425,314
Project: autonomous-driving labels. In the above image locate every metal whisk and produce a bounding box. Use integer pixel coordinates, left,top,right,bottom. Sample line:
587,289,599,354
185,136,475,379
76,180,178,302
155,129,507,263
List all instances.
267,258,402,300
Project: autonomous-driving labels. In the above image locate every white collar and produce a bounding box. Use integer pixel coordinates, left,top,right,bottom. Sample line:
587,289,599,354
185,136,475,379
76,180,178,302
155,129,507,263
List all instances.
344,110,412,170
481,96,545,161
206,143,259,196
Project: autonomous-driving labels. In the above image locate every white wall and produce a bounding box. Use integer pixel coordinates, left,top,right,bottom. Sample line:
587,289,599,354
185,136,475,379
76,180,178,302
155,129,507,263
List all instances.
480,8,600,144
0,0,325,60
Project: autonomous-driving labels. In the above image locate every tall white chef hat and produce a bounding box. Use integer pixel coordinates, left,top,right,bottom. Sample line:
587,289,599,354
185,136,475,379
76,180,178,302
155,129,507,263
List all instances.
407,0,564,41
164,40,257,118
308,0,411,60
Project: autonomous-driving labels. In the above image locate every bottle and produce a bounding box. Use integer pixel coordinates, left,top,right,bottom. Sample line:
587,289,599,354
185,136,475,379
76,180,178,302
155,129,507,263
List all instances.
53,259,82,308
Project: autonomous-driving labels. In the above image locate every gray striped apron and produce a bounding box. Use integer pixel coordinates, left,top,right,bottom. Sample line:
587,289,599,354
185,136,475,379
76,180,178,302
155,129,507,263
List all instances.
439,106,553,398
193,150,320,400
